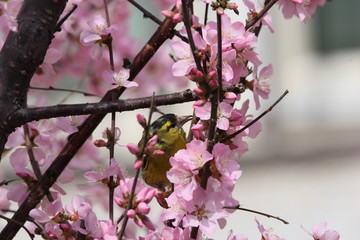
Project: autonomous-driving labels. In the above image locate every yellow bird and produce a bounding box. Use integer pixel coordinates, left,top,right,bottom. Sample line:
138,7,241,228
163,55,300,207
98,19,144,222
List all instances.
138,114,187,191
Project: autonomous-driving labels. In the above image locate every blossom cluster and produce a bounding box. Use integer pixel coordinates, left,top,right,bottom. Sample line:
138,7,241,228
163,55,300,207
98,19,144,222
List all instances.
0,0,340,240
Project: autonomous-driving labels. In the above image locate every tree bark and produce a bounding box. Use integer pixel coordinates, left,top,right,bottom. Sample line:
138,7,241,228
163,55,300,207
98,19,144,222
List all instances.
0,0,68,159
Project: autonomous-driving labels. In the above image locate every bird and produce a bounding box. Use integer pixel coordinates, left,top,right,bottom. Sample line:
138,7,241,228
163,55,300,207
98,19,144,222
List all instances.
138,114,188,192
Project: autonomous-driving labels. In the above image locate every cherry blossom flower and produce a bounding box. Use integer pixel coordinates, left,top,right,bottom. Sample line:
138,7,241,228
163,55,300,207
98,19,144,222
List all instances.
243,0,274,33
253,64,272,110
114,178,156,230
302,222,340,240
161,0,182,23
161,193,187,226
80,15,117,45
194,101,233,130
142,226,191,240
29,193,63,223
256,218,286,240
56,115,87,134
99,220,118,240
84,158,125,183
65,194,92,221
181,188,230,236
171,32,207,77
212,143,242,191
0,0,21,31
79,15,118,59
226,230,248,240
277,0,326,23
102,69,138,90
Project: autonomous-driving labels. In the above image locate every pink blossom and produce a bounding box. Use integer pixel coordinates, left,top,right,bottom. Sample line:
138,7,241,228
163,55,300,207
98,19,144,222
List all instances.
171,32,207,77
79,15,117,60
56,115,87,134
99,220,118,240
161,192,187,226
0,0,21,31
80,15,117,45
227,230,248,240
253,64,272,110
194,101,233,130
256,218,286,240
84,158,124,183
142,226,190,240
114,178,156,230
0,187,10,214
302,222,340,240
243,0,274,33
7,183,28,205
29,193,63,223
43,48,62,74
181,188,230,236
167,157,199,201
212,143,242,190
277,0,326,23
65,194,92,220
102,69,138,90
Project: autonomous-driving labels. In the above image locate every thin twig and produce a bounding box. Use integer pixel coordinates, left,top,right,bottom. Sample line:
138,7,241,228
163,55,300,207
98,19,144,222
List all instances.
221,90,289,143
181,0,203,72
29,86,99,97
224,205,289,224
118,93,157,239
129,0,162,25
0,180,15,186
204,3,209,25
55,4,78,32
102,0,116,223
128,0,188,42
191,9,223,240
0,215,35,240
245,0,278,31
216,13,223,101
23,124,54,202
252,0,271,37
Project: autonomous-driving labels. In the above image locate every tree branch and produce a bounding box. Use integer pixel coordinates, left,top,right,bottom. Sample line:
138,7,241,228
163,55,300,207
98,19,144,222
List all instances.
245,0,278,31
11,85,244,127
0,0,68,159
13,89,196,123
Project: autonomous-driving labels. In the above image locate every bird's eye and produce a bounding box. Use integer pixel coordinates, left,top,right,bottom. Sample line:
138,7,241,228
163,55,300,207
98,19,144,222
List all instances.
166,121,176,131
157,139,164,145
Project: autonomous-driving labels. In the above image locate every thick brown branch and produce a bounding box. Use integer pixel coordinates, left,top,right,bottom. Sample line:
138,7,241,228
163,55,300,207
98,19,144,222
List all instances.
11,85,244,126
13,89,197,123
0,0,68,159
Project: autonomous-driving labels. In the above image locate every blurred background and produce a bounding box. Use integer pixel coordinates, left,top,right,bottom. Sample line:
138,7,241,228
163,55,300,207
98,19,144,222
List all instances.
130,0,360,238
4,0,360,239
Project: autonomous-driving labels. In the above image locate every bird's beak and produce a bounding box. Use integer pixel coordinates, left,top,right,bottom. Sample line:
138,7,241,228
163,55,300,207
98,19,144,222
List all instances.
177,115,193,127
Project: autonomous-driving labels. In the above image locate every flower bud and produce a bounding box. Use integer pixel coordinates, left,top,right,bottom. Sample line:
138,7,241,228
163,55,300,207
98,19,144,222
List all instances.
127,209,136,218
136,114,147,129
173,13,183,23
134,160,143,169
193,99,207,107
127,143,139,155
224,91,237,100
94,139,107,147
193,88,204,96
137,202,150,215
209,79,219,90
